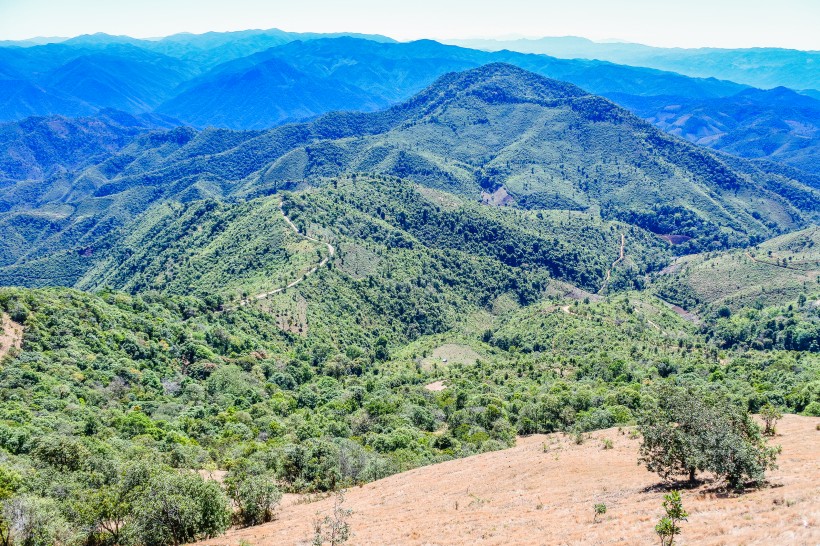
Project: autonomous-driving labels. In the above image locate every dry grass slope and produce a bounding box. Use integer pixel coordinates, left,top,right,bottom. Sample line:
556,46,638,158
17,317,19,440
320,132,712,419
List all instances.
195,414,819,546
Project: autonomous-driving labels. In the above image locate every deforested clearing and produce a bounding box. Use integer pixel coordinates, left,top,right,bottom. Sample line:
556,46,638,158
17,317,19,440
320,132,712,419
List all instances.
196,414,819,546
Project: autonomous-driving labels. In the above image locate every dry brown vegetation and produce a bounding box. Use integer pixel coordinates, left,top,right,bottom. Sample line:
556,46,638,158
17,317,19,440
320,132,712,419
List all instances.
195,414,819,545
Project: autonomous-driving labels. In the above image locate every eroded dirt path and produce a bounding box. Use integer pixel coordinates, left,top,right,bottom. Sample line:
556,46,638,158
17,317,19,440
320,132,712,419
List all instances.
236,201,335,307
0,313,23,360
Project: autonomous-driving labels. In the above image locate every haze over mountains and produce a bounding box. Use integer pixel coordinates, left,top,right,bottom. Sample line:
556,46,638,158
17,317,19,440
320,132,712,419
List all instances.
447,36,820,92
2,29,820,175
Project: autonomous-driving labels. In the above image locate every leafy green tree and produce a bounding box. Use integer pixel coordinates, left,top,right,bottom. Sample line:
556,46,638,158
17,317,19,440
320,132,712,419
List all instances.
760,403,782,436
2,495,74,546
132,471,231,546
639,384,780,487
225,470,282,526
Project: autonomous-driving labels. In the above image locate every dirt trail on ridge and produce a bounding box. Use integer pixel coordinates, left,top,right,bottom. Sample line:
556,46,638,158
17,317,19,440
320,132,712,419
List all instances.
236,202,335,308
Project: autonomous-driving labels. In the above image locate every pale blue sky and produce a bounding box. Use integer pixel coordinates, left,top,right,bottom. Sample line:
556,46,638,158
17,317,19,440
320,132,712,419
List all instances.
0,0,818,49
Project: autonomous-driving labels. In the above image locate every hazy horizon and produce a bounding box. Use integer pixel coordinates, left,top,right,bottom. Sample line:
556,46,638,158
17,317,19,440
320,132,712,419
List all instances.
1,0,818,50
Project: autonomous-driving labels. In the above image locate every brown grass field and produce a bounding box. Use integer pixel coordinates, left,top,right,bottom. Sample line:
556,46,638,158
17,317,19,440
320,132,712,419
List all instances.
196,414,819,545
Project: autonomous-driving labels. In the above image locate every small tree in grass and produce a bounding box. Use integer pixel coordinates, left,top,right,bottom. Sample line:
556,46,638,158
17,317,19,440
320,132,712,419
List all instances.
225,470,282,526
638,383,780,489
760,403,782,436
655,490,687,546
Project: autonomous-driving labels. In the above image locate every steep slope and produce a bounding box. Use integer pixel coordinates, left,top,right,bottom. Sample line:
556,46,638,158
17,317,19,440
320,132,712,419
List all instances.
654,226,820,311
157,57,384,129
0,79,94,123
241,64,816,249
39,49,194,112
613,87,820,173
75,176,670,328
0,109,178,183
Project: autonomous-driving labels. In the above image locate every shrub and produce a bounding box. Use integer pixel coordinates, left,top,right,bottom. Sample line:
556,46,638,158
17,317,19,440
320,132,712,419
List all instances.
225,471,282,527
593,502,606,523
312,490,351,546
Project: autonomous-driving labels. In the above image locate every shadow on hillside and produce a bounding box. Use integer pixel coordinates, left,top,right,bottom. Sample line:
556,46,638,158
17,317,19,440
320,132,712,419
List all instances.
642,477,785,498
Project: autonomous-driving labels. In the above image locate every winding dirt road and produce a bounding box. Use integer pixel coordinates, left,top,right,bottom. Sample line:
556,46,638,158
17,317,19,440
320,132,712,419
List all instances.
235,201,335,308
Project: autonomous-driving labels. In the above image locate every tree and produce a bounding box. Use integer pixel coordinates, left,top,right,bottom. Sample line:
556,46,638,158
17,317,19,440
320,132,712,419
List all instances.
655,490,687,546
1,495,73,546
132,470,231,546
638,384,780,488
225,470,282,526
760,403,782,436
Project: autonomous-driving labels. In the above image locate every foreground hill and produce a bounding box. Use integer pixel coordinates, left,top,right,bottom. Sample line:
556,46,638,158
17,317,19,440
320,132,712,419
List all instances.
197,414,820,546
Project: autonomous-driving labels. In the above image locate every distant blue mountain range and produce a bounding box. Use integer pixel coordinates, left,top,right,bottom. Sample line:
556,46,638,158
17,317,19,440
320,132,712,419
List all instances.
1,30,819,172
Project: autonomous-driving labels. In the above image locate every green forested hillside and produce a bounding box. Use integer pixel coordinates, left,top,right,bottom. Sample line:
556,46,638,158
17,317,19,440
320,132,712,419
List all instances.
652,225,820,353
1,278,818,543
1,64,818,290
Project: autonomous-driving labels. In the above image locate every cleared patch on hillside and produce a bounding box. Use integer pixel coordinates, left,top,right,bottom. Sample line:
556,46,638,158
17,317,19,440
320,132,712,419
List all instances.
197,414,819,545
256,291,309,336
336,242,381,279
421,343,482,371
0,313,23,361
663,226,820,309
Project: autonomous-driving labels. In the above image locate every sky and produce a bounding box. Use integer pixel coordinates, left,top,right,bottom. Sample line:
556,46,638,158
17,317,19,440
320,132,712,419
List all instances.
0,0,818,50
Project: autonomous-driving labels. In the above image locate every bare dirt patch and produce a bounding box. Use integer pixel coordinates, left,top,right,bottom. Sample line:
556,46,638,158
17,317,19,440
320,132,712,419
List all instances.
423,380,447,392
195,414,819,546
421,344,482,371
0,313,23,361
659,234,693,245
481,186,515,207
